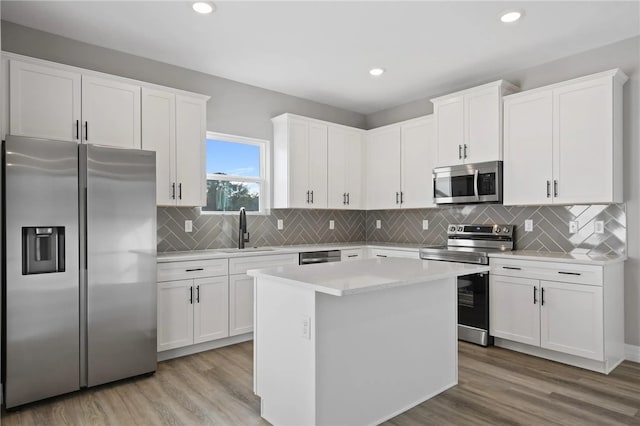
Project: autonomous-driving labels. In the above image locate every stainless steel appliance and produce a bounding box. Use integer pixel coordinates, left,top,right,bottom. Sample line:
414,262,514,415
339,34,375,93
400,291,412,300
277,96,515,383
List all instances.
2,135,157,409
433,160,502,205
299,250,341,265
419,224,514,346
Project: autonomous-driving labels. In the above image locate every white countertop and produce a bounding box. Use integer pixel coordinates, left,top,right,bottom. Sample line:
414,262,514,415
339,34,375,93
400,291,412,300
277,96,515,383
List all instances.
157,242,421,263
247,257,489,296
489,250,626,266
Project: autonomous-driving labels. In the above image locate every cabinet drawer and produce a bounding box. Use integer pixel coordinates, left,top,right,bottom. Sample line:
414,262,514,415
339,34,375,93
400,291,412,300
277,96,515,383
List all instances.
341,248,364,262
490,258,602,286
368,248,418,259
158,258,228,282
229,253,298,275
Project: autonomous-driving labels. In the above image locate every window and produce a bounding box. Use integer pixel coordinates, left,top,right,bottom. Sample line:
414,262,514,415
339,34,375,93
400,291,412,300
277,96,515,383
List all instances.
203,132,269,214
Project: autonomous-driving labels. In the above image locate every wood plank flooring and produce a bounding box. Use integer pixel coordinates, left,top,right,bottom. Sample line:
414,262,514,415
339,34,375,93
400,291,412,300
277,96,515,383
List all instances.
2,341,639,425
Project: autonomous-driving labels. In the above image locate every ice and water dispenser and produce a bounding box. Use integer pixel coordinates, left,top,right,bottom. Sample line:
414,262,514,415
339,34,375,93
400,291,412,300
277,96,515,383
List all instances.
22,226,66,274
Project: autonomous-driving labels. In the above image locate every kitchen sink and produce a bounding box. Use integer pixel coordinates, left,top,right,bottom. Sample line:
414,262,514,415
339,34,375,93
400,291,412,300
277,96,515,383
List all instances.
217,247,275,253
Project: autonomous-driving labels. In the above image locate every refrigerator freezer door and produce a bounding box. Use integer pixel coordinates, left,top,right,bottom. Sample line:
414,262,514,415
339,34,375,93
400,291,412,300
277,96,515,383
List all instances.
3,136,80,408
84,144,157,386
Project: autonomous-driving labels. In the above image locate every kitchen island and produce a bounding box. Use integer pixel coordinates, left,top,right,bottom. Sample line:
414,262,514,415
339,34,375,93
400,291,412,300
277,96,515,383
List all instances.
248,257,489,426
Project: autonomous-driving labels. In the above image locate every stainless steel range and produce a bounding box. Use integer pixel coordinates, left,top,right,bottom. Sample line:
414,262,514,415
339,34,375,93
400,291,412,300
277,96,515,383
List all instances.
419,224,514,346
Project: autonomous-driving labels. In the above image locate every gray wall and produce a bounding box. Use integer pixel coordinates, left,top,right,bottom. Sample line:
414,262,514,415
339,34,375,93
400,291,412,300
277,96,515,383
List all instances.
0,21,366,140
366,36,640,347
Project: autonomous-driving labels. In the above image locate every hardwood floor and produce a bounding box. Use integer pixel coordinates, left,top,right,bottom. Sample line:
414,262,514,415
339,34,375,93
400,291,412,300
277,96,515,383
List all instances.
2,341,639,425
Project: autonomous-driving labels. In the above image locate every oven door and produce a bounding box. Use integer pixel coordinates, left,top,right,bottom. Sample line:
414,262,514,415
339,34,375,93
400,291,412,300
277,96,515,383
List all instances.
458,272,493,346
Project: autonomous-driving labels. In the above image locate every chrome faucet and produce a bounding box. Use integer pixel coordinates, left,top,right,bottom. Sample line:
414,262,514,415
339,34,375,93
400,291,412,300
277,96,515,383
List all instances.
238,207,250,249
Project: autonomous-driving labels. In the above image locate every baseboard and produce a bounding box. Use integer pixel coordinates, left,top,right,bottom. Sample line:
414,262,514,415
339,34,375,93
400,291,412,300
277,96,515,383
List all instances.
158,333,253,362
625,344,640,363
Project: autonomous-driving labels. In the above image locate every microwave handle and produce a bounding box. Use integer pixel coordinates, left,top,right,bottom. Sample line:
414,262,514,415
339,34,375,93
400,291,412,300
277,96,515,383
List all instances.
473,169,479,200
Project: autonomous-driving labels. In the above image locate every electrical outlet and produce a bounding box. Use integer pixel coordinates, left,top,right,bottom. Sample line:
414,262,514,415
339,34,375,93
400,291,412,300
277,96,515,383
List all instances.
301,316,311,340
277,219,284,230
524,219,533,232
329,220,335,230
184,220,193,233
376,220,381,229
569,221,578,234
595,220,605,234
422,220,429,230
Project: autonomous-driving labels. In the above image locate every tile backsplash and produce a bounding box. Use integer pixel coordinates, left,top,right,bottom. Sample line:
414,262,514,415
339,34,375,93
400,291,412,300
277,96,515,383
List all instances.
158,204,626,255
367,204,626,255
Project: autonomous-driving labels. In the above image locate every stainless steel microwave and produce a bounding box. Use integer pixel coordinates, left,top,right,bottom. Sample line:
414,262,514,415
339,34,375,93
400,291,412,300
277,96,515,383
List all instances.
433,161,503,205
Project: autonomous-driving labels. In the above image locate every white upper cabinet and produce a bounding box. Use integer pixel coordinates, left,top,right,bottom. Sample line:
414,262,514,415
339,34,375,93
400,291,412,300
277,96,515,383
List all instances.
81,75,141,149
432,80,518,167
141,88,176,206
504,69,627,205
328,125,363,209
365,124,402,210
175,95,207,207
400,117,435,209
273,114,329,209
365,116,435,210
9,60,81,142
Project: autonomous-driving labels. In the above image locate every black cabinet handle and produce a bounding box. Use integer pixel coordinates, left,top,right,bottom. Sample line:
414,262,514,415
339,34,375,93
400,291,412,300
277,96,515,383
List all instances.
554,180,558,197
558,271,581,276
463,144,468,159
458,145,462,159
503,266,522,270
541,287,545,306
310,190,314,204
400,192,404,204
533,287,538,304
347,193,350,205
76,120,79,140
376,254,387,258
189,286,193,304
85,121,88,141
306,190,310,203
196,285,200,303
178,183,182,200
396,192,399,204
343,193,346,205
171,183,176,200
546,180,551,198
185,268,204,272
347,254,358,258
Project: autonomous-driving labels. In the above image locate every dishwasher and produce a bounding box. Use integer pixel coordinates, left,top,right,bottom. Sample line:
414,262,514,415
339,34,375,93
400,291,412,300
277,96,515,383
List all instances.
299,250,341,265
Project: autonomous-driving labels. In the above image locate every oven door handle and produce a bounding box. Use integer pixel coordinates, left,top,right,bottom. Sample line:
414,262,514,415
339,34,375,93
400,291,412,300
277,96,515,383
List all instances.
473,169,479,200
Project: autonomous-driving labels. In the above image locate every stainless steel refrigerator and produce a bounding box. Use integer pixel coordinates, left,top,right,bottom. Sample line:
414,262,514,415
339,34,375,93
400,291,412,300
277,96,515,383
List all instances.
2,135,157,409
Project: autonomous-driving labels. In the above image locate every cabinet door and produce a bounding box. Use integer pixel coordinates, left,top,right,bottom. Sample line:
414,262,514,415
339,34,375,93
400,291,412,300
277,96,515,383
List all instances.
288,119,311,208
157,280,194,352
465,87,501,163
540,281,603,361
81,75,141,149
176,95,206,206
193,276,229,344
434,96,464,167
553,78,613,204
308,122,328,208
142,88,176,206
229,274,255,336
503,91,553,205
365,126,401,209
9,60,81,142
401,118,435,208
489,276,540,346
328,126,362,209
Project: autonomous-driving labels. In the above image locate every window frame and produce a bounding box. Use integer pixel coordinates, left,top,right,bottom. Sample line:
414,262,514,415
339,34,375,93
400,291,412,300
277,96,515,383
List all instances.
202,131,270,215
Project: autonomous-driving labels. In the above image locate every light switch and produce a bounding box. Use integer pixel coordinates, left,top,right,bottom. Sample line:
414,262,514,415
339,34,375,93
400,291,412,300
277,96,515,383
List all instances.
329,220,335,230
277,219,284,230
524,220,533,232
184,220,193,233
422,220,429,230
376,220,382,229
569,221,578,234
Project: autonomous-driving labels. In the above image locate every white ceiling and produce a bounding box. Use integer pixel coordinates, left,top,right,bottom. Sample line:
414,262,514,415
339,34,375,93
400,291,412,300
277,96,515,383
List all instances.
2,1,639,114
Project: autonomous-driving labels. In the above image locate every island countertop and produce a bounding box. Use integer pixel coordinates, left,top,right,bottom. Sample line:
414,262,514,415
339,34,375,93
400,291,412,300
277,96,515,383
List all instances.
247,257,489,296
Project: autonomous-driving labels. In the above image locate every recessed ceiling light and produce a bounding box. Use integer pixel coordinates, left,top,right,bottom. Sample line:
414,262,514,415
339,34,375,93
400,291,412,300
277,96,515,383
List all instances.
193,2,215,14
500,10,523,23
369,68,385,77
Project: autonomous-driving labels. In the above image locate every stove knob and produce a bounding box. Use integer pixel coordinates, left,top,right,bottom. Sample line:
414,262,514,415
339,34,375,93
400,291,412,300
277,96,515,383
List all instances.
503,226,510,233
495,227,501,233
448,225,456,233
457,226,463,232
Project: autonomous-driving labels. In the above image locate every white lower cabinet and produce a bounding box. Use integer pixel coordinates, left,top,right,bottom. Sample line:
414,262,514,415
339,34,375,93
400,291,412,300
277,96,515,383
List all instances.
341,248,365,262
489,257,623,373
229,274,255,336
367,247,418,259
157,259,229,352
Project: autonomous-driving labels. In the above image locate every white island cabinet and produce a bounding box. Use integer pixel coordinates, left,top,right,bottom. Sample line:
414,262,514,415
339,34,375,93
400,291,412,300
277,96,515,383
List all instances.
248,258,489,426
